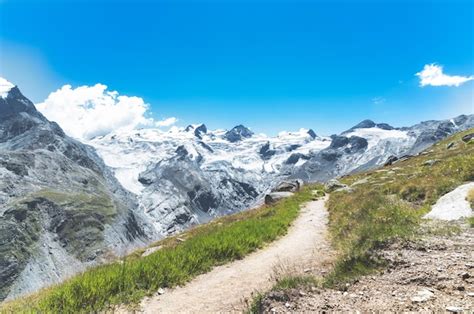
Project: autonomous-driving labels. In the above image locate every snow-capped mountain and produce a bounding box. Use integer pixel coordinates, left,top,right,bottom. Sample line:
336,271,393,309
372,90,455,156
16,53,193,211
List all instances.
89,114,474,235
292,115,474,181
89,125,330,234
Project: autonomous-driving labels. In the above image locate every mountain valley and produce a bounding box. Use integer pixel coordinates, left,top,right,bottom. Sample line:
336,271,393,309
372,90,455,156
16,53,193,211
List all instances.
0,79,473,301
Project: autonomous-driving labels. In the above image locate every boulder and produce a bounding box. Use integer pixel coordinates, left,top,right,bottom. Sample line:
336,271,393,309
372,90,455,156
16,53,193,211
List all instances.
384,155,398,166
141,245,162,257
461,133,474,143
423,159,439,167
446,142,455,149
274,179,304,193
265,192,294,205
446,306,463,313
411,289,434,303
324,179,347,192
397,154,413,162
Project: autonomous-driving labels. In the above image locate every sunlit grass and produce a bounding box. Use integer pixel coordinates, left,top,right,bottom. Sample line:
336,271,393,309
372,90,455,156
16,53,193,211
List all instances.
1,185,318,313
324,128,474,287
259,129,474,297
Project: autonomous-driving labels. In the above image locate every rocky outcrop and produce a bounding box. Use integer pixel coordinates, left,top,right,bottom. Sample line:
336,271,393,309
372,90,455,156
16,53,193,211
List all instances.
224,125,254,142
260,142,276,160
324,179,349,192
274,180,304,193
307,129,317,139
263,180,304,204
138,153,260,234
384,155,399,166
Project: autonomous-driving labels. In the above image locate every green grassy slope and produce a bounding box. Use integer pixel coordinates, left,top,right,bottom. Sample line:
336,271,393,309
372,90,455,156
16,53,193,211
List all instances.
325,128,474,286
1,185,319,313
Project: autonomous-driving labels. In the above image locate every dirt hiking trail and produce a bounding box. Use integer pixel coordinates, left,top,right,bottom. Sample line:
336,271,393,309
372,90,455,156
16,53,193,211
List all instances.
125,197,333,313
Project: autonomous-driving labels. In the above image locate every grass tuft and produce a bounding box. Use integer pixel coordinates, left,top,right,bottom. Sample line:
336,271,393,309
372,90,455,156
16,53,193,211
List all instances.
273,275,321,291
467,188,474,209
468,217,474,228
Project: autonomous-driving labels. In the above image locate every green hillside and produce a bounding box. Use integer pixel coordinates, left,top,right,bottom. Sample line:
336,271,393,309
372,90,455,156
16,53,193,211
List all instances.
0,184,319,313
325,128,474,286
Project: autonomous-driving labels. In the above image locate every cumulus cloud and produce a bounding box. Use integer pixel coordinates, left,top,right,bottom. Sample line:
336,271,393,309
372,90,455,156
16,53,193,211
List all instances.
36,84,176,140
416,64,473,87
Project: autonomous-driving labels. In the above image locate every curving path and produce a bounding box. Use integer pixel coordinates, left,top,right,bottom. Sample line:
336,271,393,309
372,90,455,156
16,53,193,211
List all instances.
127,197,333,313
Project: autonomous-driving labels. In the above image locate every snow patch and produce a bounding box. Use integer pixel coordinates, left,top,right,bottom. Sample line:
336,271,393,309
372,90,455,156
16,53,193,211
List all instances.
424,182,474,221
346,127,409,149
0,77,15,98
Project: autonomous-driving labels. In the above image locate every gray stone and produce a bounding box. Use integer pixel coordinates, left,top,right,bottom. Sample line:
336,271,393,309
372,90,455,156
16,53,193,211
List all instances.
446,306,463,313
461,133,474,143
410,289,434,303
273,179,304,193
325,179,347,192
264,192,294,205
423,159,439,167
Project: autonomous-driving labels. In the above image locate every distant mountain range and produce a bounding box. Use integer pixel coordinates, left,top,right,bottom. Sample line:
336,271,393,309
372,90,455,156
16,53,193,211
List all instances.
1,82,473,300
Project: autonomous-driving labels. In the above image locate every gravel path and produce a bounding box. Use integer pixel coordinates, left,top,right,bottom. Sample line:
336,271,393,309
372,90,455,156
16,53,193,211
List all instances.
132,197,333,313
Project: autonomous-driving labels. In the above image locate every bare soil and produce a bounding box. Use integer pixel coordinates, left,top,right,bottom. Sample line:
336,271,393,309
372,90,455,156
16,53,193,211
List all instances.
262,220,474,313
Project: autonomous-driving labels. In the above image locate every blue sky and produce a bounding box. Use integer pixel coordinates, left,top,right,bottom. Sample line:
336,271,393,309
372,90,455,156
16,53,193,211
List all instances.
0,0,473,136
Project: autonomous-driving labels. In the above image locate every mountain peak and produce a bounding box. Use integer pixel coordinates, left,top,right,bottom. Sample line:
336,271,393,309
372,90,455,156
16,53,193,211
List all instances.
0,84,42,120
353,119,376,129
224,125,254,142
185,124,207,139
307,129,317,139
344,119,395,133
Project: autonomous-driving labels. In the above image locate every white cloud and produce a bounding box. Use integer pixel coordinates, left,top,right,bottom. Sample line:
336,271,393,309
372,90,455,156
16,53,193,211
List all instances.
416,64,473,87
0,77,14,98
36,84,175,140
155,117,178,127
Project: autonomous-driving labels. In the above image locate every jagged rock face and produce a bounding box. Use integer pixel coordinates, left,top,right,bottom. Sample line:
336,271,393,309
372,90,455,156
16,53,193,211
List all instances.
138,155,260,233
224,124,254,142
406,115,474,154
0,87,152,301
259,142,277,160
185,124,207,139
307,129,317,139
90,128,327,235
